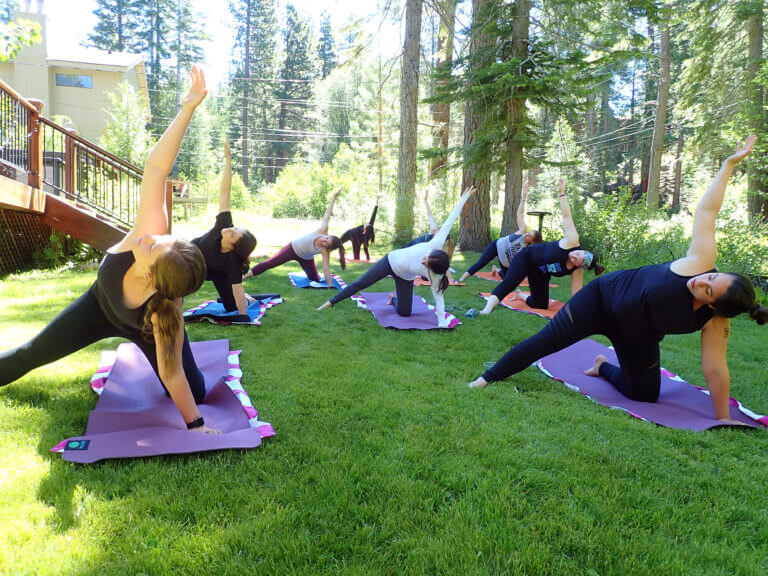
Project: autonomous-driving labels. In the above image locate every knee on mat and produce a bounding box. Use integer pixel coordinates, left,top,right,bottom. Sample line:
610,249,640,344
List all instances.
526,296,550,309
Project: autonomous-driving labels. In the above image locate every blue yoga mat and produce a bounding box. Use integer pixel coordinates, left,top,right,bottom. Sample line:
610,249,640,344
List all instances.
288,272,346,290
184,296,282,325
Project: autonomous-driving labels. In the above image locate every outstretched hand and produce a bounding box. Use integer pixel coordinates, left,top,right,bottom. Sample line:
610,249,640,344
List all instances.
182,66,208,109
726,135,757,165
558,178,566,195
223,135,231,158
522,180,529,198
464,185,476,196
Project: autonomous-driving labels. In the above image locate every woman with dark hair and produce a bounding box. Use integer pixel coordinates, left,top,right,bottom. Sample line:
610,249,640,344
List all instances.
0,67,220,433
469,136,768,425
317,188,475,326
478,178,603,316
243,190,345,287
459,181,543,282
192,137,257,315
340,197,378,261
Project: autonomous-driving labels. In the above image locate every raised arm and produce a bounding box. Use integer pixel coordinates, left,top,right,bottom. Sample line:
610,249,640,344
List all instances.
218,136,232,214
126,67,207,243
673,136,756,275
431,187,475,247
515,181,528,234
558,178,580,249
317,189,342,234
424,189,438,234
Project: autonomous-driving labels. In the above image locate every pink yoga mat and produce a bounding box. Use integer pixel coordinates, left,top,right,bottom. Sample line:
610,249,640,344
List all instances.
536,338,768,431
51,339,274,463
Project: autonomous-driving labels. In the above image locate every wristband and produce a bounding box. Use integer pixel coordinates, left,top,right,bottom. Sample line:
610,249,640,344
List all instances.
186,416,205,430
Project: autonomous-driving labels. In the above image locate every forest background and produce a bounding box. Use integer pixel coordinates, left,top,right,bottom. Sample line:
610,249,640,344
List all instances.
2,0,768,283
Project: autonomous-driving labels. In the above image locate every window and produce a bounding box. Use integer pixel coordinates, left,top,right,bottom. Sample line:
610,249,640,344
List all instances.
55,73,93,89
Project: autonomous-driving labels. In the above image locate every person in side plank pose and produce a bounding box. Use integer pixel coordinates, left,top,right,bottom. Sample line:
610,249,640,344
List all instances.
316,188,475,327
478,178,603,316
242,190,346,287
458,181,542,282
191,137,257,315
0,67,220,433
468,136,768,426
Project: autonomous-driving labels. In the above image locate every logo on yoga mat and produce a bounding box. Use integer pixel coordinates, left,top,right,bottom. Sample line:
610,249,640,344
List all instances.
65,440,90,451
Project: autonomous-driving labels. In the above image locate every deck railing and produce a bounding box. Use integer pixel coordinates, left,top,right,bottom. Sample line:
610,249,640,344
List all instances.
0,78,176,230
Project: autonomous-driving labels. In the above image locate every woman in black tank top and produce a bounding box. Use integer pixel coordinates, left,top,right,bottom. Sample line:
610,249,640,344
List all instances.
479,178,603,315
192,137,256,315
468,136,768,424
0,67,221,435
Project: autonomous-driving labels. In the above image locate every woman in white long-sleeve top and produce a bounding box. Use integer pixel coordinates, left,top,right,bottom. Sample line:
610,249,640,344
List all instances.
317,187,475,327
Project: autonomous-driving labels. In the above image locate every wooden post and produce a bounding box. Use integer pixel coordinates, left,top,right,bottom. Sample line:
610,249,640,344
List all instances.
165,180,173,233
64,135,76,197
26,105,42,189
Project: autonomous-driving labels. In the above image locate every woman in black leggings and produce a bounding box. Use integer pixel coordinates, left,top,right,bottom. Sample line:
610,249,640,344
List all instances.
0,67,220,434
468,136,768,424
192,137,256,315
458,181,542,282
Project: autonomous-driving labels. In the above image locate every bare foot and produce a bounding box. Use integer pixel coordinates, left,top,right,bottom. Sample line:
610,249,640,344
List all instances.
583,354,607,377
316,301,332,311
468,377,488,389
510,290,526,301
387,293,395,306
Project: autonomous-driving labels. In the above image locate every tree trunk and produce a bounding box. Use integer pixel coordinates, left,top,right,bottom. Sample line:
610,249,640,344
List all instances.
394,0,423,245
646,4,671,211
428,0,456,180
458,0,492,251
746,8,767,220
672,129,684,211
241,0,251,187
501,0,530,235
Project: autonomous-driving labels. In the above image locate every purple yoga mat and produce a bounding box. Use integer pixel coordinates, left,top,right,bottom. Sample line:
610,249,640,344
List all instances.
52,339,274,463
352,291,460,330
536,338,768,431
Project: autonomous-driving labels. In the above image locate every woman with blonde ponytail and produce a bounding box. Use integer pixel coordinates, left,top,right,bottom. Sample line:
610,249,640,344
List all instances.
0,67,219,434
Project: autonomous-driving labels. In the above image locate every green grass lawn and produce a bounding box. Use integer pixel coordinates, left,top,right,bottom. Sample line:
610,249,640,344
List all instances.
2,222,768,575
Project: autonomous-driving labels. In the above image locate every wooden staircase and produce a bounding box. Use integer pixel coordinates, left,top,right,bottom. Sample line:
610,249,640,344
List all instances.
0,78,176,272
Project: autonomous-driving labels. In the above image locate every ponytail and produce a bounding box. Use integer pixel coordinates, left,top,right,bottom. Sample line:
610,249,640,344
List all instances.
326,235,346,270
142,294,182,370
426,249,450,293
750,304,768,325
713,273,767,323
233,229,257,275
141,240,206,372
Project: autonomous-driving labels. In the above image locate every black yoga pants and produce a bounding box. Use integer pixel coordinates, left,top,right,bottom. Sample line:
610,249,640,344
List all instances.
483,279,661,403
328,255,414,316
209,272,237,312
466,239,507,277
0,288,206,402
491,248,550,309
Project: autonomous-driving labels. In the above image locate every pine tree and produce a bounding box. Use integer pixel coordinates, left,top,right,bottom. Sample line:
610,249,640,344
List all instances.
317,11,336,80
228,0,278,186
266,4,318,182
86,0,138,52
133,0,174,119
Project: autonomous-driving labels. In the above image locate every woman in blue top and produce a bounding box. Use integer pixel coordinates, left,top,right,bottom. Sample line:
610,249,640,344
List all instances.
0,67,220,434
478,178,602,315
469,136,768,424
